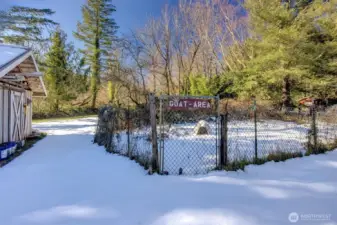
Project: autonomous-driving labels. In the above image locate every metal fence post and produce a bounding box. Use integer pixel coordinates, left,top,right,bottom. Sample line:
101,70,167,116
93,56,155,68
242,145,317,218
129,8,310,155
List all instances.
216,95,220,168
224,109,228,167
220,115,224,168
220,102,228,169
159,96,164,173
253,99,258,163
311,105,318,153
149,93,158,172
127,105,131,157
107,112,114,153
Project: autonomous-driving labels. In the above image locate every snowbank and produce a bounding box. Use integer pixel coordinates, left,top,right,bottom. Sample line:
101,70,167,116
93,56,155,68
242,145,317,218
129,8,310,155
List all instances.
0,117,335,225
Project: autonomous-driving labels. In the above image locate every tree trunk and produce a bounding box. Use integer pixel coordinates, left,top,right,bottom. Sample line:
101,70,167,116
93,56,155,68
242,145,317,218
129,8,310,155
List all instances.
53,98,59,112
107,81,114,104
282,75,292,112
91,34,100,109
90,72,98,109
165,69,170,95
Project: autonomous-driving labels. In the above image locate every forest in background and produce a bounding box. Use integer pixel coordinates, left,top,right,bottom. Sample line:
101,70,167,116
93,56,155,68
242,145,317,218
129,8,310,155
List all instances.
0,0,336,118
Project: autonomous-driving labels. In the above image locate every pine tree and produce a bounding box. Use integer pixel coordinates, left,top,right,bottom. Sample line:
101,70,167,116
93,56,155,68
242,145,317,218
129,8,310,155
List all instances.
189,74,221,96
66,47,90,95
239,0,337,108
0,6,57,45
74,0,118,108
44,29,71,112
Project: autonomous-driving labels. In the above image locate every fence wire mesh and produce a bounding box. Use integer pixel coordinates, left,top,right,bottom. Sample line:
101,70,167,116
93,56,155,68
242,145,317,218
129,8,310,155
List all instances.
158,96,220,175
94,96,337,175
94,105,152,169
316,107,337,150
224,102,337,169
226,107,305,167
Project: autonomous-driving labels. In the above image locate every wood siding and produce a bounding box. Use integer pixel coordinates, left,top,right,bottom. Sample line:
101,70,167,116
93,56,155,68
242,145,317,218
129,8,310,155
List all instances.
25,91,33,137
0,84,33,144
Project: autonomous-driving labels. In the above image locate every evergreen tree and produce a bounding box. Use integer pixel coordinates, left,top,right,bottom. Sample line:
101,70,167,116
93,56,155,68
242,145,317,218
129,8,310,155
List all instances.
105,51,123,106
190,75,212,96
44,29,71,112
189,74,224,96
67,47,90,95
0,6,57,45
238,0,337,109
74,0,118,108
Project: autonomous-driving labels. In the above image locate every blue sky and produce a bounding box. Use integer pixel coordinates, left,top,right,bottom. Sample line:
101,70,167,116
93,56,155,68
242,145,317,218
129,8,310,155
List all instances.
1,0,179,48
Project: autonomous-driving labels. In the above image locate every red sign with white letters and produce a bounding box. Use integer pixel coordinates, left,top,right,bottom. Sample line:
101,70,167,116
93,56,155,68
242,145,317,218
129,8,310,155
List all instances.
168,98,212,110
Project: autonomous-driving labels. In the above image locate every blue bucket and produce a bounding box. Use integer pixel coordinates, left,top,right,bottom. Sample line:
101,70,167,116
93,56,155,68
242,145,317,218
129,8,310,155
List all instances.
0,142,17,160
0,144,9,160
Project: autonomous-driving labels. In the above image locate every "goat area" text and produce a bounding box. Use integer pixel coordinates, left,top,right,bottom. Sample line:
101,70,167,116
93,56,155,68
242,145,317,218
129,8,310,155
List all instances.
168,98,212,110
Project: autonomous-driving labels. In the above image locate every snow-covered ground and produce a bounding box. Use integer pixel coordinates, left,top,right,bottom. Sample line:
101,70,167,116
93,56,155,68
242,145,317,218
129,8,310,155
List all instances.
112,119,336,175
0,117,336,225
158,120,308,175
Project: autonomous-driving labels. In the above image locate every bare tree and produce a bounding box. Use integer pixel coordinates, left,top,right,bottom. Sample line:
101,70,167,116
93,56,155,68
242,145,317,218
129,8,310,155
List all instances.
123,0,248,98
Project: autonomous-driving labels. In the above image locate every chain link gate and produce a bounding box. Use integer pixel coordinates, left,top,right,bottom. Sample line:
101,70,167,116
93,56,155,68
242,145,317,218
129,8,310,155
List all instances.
158,95,220,175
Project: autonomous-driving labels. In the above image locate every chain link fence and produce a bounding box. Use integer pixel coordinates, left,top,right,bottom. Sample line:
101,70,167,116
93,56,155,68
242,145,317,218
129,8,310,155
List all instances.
158,95,220,175
315,106,337,151
94,95,337,175
224,105,307,167
94,105,152,169
222,101,337,170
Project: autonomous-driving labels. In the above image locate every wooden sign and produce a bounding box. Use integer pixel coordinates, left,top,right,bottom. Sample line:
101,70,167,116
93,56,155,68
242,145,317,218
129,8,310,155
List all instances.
168,98,212,110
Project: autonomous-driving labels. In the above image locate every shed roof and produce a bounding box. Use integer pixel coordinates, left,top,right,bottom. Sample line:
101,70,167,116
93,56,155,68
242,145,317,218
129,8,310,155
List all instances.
0,44,47,97
0,45,30,71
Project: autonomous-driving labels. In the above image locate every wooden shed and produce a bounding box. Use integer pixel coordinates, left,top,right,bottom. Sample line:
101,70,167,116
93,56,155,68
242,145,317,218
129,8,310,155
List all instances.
0,44,47,145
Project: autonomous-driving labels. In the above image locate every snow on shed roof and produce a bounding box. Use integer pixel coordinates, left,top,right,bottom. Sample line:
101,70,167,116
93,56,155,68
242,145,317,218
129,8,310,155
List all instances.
0,44,31,72
0,44,47,97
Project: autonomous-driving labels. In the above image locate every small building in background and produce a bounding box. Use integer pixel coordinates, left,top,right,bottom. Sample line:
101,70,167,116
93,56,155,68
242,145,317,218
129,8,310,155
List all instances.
0,44,47,145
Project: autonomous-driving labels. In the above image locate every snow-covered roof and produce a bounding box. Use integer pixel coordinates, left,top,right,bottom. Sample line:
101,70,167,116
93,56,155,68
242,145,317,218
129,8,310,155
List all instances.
0,45,30,72
0,44,47,97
